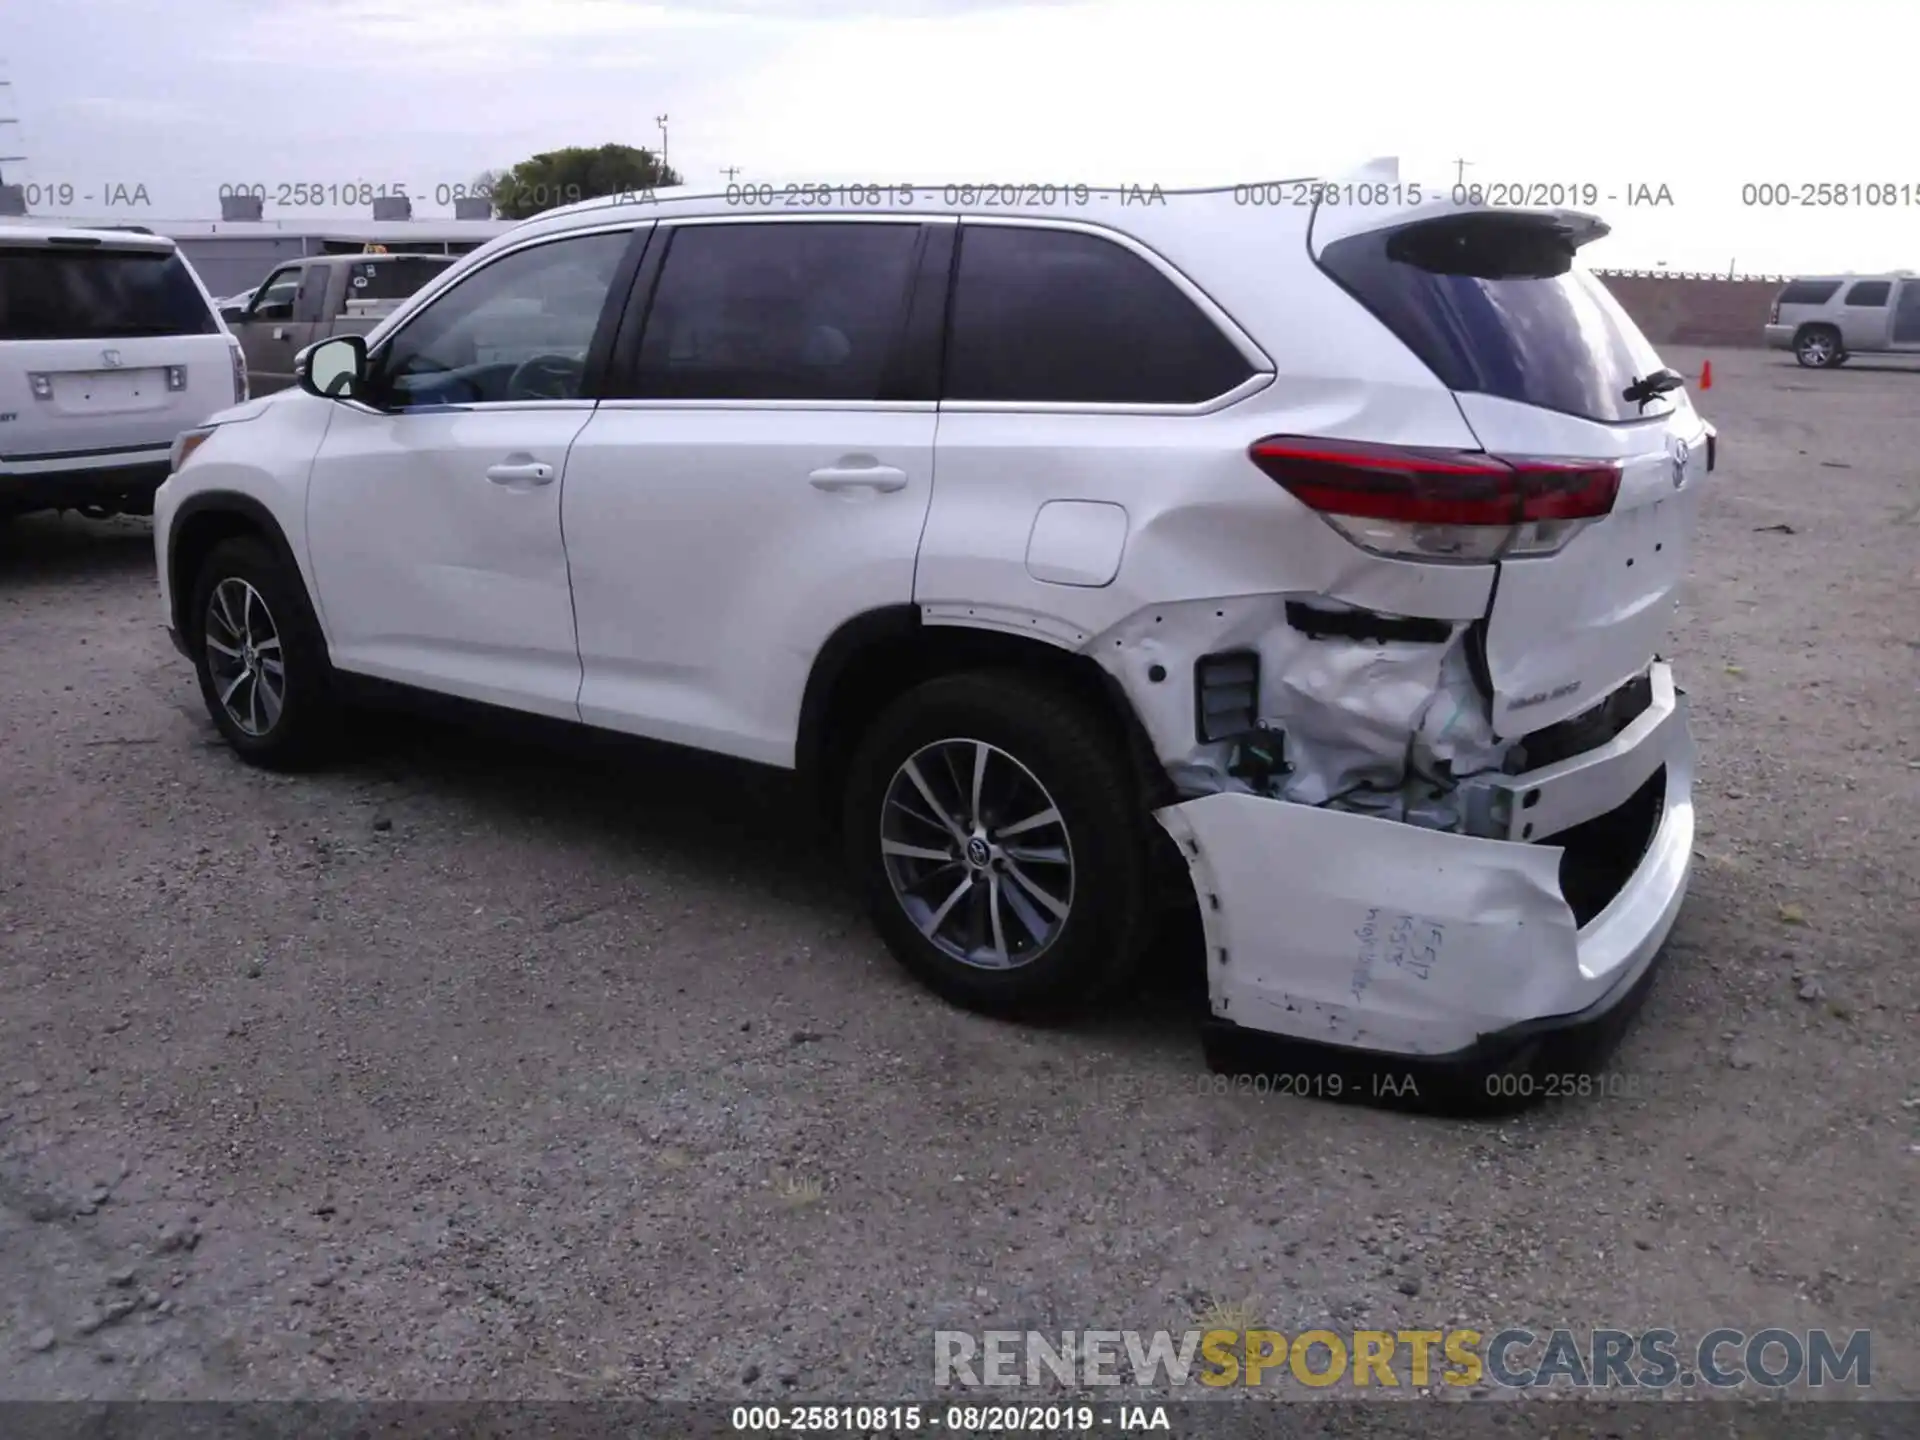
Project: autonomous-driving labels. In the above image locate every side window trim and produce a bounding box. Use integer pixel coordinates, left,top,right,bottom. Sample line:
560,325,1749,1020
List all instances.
350,222,649,414
599,214,944,409
940,217,1274,415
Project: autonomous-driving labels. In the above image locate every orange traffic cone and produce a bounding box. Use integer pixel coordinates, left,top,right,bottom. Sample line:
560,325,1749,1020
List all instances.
1699,359,1712,390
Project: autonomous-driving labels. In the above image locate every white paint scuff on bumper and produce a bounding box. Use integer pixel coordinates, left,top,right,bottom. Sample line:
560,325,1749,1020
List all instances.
1156,665,1695,1058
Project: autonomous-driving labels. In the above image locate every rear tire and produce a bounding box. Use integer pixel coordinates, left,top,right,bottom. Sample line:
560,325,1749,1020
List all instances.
189,536,340,770
842,670,1156,1021
1794,325,1841,367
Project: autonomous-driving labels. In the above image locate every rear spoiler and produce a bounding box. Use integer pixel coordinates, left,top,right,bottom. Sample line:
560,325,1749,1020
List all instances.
1306,156,1609,259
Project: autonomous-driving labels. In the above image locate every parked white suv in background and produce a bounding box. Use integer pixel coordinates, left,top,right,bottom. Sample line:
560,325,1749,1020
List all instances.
1,225,245,522
153,169,1712,1103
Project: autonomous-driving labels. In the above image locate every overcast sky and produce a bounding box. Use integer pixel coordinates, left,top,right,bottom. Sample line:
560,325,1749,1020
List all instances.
4,0,1915,273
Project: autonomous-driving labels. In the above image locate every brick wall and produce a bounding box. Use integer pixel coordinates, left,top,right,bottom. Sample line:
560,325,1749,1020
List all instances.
1593,272,1780,348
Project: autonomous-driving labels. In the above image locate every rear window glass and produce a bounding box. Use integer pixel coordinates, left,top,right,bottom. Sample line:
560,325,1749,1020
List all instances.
1317,217,1669,423
0,246,218,340
1779,280,1842,305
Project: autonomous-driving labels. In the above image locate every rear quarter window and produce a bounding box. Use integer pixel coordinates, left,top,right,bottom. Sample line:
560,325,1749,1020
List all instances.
1778,280,1842,306
1317,216,1669,424
0,246,218,340
346,257,454,304
943,225,1255,405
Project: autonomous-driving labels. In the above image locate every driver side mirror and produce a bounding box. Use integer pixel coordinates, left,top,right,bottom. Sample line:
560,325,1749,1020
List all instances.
297,335,368,401
219,303,247,323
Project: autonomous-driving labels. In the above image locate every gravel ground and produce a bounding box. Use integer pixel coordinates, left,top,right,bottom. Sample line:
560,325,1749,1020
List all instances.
1,347,1915,1404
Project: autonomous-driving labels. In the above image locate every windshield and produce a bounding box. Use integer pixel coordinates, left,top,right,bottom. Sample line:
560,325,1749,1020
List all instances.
0,245,219,340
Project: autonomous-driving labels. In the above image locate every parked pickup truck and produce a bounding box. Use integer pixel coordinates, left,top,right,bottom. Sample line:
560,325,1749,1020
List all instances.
221,253,456,393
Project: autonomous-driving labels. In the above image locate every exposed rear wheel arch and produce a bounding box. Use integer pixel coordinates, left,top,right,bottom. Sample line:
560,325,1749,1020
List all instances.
795,611,1177,837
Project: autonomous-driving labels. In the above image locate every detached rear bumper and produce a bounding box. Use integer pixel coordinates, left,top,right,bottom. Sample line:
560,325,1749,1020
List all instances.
1156,663,1693,1108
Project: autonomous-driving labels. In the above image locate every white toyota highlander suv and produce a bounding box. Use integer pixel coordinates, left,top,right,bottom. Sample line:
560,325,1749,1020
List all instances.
153,168,1712,1104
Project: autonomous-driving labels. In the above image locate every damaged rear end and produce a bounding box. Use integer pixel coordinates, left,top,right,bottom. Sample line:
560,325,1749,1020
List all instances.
1136,183,1709,1096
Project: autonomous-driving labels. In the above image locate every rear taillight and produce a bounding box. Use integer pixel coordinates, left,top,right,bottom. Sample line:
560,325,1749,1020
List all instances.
1770,298,1781,323
1249,436,1621,564
229,341,249,403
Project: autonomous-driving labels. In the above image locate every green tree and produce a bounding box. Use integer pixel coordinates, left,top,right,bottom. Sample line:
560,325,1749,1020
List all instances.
489,144,681,220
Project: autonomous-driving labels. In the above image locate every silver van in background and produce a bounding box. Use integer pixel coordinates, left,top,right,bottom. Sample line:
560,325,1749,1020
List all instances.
1764,271,1920,366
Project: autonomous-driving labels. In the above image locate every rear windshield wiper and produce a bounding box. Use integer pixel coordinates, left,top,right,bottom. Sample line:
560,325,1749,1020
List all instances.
1623,368,1685,409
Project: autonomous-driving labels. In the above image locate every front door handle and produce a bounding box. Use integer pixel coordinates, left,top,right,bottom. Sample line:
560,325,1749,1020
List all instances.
486,460,556,487
809,464,908,493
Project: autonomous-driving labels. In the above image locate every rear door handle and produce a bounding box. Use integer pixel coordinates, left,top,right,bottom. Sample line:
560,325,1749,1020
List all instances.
809,465,908,493
486,461,555,487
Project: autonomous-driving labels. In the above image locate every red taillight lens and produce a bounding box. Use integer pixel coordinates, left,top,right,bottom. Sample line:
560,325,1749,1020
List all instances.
1249,435,1620,563
1770,299,1781,323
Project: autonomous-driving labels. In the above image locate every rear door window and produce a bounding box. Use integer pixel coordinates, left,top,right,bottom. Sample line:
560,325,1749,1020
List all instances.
1843,280,1890,306
1778,280,1842,306
0,245,218,339
1317,214,1669,423
631,222,923,402
944,225,1254,404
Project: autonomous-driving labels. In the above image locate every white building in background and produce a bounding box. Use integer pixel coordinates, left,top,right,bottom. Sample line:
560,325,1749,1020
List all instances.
0,188,518,297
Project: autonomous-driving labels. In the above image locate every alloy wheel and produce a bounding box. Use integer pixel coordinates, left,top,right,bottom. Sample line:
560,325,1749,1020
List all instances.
878,739,1076,970
204,577,286,737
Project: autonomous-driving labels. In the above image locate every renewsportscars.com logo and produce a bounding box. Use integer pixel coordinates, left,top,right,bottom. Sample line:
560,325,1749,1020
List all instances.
933,1327,1872,1391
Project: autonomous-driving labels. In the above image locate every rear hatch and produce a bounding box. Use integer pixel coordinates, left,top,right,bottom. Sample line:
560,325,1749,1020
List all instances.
1310,193,1708,737
0,235,239,463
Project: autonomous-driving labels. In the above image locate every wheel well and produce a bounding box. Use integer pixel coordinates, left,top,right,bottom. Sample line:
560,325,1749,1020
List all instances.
166,497,306,653
1796,322,1840,342
797,612,1179,832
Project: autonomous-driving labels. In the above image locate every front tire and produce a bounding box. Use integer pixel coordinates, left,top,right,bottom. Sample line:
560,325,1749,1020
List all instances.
842,670,1156,1021
189,536,339,769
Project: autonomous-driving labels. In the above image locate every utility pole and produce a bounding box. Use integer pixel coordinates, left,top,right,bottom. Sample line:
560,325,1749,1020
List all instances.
722,165,742,184
0,76,28,214
655,114,669,180
0,78,23,185
1452,157,1471,187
